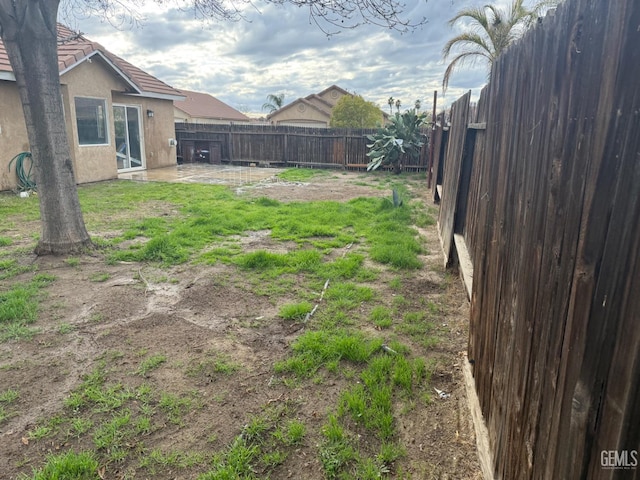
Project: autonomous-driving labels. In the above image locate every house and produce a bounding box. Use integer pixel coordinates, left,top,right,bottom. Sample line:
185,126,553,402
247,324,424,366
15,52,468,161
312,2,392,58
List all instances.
267,85,351,128
174,89,250,125
0,24,184,192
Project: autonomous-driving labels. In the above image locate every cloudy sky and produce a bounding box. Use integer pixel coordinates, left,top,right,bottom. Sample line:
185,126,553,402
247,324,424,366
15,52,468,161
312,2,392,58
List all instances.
60,0,493,116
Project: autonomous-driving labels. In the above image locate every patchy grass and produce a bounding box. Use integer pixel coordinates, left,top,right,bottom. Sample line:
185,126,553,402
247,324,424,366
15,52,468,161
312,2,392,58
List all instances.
0,273,55,341
0,173,473,479
27,450,99,480
277,168,330,182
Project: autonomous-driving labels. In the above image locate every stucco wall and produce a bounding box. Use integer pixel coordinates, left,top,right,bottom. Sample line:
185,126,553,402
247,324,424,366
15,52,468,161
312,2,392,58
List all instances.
61,57,127,184
0,80,31,191
318,87,345,107
0,57,178,192
270,101,330,126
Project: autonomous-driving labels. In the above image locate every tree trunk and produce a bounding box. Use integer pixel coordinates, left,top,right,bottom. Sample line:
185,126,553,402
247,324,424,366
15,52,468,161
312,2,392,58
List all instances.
0,1,92,254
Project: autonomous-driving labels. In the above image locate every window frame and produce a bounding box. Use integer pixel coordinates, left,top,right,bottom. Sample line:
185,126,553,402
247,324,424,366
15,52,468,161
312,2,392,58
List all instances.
74,96,110,147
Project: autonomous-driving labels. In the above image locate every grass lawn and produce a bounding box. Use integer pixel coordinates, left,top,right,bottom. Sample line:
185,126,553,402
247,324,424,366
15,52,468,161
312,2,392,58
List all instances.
0,169,479,479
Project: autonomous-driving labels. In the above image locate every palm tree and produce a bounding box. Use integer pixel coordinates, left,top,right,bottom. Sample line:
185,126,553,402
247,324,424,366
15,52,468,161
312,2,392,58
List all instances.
387,96,395,115
442,0,556,91
415,99,421,112
262,93,286,114
395,99,401,113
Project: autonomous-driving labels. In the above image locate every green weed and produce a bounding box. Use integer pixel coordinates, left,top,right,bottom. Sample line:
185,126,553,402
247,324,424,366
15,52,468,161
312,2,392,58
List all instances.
278,302,313,321
29,425,53,440
57,323,74,334
319,414,357,479
68,418,93,438
277,168,328,182
370,306,393,329
0,258,33,280
323,282,375,310
159,393,192,425
92,411,131,450
186,352,241,379
0,388,18,424
273,419,306,446
199,437,259,480
136,354,167,376
274,329,382,377
89,272,110,282
65,257,80,267
27,450,99,480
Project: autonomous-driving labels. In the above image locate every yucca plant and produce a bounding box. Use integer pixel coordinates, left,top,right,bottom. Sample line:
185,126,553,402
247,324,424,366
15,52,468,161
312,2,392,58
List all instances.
366,109,428,174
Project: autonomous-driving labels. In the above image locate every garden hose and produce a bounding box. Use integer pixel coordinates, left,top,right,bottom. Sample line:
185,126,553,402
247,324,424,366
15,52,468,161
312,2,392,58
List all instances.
8,151,36,191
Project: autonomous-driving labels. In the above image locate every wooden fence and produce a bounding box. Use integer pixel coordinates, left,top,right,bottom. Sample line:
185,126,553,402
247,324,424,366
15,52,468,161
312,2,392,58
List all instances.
174,123,429,171
434,0,640,478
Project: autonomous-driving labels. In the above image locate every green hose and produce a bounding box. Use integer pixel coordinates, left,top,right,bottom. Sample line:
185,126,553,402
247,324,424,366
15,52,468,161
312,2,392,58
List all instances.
8,152,36,192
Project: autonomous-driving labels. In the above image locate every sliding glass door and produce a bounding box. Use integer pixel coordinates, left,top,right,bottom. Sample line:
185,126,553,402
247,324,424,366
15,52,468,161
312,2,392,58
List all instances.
113,105,144,171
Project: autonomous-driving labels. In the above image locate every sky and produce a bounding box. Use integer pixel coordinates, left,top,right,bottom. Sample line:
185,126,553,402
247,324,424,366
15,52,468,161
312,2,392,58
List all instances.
59,0,495,116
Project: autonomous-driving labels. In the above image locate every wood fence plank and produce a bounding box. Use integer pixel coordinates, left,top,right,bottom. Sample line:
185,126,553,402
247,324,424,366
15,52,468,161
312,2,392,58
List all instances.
437,0,640,478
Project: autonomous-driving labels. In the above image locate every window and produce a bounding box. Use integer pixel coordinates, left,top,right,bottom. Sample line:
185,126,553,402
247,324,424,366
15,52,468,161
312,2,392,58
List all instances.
74,97,108,145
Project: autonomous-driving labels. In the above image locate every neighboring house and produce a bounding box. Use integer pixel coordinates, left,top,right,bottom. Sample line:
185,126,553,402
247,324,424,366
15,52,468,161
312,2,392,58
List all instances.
267,85,350,128
174,89,251,124
0,24,184,192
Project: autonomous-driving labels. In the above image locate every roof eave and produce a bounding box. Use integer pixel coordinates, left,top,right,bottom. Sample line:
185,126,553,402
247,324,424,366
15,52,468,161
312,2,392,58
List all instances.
0,71,15,81
124,91,186,102
60,50,143,95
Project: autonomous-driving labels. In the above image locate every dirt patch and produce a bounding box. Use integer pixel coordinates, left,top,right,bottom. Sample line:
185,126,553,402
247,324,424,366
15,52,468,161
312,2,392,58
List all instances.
0,171,482,479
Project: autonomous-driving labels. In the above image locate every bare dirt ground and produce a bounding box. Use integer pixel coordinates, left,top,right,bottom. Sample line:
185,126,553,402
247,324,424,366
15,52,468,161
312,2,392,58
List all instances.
0,171,482,479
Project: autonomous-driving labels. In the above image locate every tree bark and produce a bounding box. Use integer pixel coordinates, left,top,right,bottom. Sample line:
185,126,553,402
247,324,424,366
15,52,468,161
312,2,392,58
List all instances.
0,0,92,254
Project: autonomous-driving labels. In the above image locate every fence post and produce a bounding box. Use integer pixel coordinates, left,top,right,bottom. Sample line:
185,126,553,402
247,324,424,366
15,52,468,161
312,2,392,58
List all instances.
428,90,437,189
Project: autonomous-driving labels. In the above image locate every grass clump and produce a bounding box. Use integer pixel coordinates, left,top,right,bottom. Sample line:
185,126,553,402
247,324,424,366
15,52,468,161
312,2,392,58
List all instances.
234,249,322,277
274,329,382,377
136,354,167,376
277,168,328,182
186,352,241,379
199,405,302,479
0,273,55,342
111,235,189,265
323,282,375,310
0,388,19,424
278,302,313,321
140,449,206,471
370,306,393,329
27,450,99,480
319,414,357,479
0,258,34,280
273,419,306,446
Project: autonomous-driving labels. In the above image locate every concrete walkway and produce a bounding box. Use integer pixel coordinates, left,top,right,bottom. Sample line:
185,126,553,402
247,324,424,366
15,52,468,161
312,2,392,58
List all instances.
118,163,285,186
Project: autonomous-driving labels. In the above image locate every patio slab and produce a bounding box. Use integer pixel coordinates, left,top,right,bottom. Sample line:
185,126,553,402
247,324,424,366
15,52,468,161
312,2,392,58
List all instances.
118,163,284,185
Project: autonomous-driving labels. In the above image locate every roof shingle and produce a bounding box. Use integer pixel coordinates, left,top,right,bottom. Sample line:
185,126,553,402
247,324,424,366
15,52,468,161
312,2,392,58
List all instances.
0,24,183,100
175,89,250,122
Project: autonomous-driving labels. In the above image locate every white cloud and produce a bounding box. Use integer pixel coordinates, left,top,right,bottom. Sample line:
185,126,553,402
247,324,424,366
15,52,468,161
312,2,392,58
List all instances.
64,0,493,114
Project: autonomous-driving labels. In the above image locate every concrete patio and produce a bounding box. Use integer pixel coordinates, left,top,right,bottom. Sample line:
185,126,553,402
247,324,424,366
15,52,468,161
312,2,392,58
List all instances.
118,163,285,186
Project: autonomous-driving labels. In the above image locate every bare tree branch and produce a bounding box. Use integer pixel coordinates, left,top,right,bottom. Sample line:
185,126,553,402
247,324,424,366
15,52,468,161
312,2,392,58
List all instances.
58,0,425,35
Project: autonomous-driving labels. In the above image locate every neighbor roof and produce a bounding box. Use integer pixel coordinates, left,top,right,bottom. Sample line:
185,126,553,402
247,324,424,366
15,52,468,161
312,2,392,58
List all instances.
267,84,351,120
0,24,183,101
175,89,250,122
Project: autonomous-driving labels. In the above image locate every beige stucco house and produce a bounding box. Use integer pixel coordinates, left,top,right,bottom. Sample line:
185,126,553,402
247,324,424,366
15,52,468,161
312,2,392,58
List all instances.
0,24,184,192
267,85,351,127
174,89,250,124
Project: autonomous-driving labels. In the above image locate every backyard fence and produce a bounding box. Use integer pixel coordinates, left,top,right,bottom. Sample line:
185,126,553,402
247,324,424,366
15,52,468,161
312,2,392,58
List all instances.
434,0,640,478
174,123,429,172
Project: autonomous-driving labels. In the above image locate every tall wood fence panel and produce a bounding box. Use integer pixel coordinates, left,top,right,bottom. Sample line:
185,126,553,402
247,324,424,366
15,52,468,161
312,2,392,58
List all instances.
174,123,429,171
437,92,471,266
434,0,640,478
